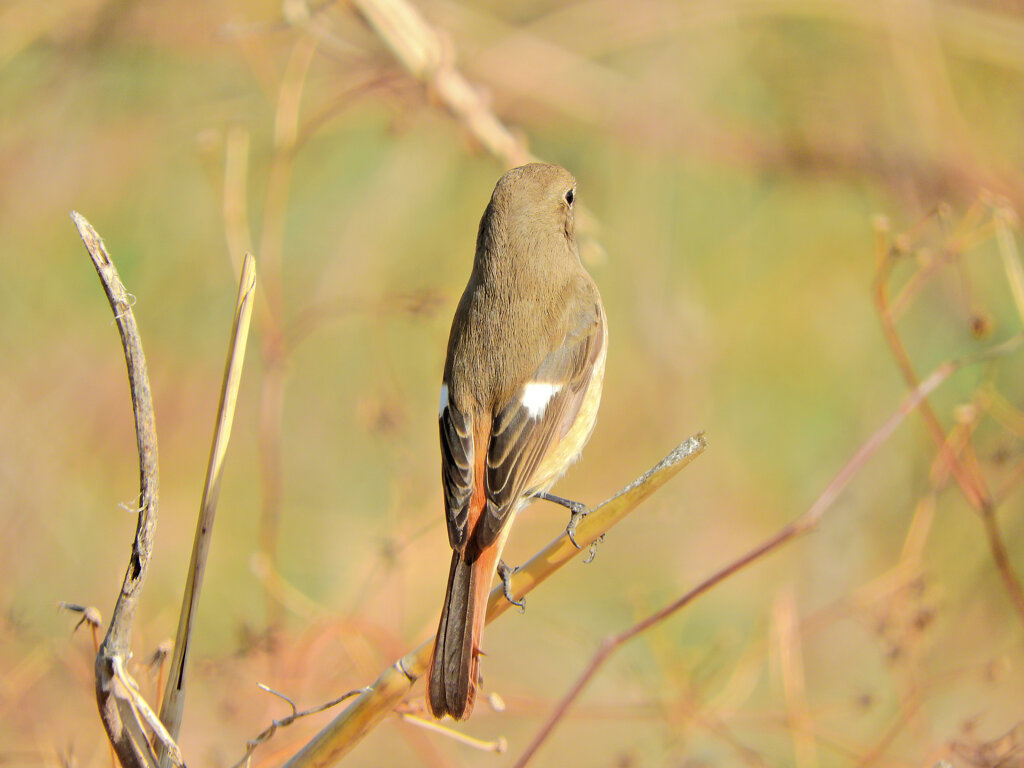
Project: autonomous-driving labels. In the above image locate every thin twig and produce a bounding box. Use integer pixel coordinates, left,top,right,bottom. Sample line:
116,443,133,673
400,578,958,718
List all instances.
875,214,1024,626
873,216,989,510
350,0,529,165
71,211,165,768
279,435,707,768
977,500,1024,622
397,714,507,753
511,341,1016,768
993,204,1024,326
254,37,318,633
773,590,816,768
229,685,368,768
345,0,606,264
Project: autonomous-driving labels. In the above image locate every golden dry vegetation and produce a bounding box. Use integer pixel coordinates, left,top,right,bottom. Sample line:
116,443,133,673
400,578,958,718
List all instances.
2,1,1024,766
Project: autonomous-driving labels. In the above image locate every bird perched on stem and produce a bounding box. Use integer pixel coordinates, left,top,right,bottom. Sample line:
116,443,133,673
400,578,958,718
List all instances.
427,163,607,720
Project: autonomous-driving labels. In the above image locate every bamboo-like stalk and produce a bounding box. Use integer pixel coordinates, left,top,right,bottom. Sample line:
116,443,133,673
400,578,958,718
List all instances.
280,435,708,768
157,255,257,759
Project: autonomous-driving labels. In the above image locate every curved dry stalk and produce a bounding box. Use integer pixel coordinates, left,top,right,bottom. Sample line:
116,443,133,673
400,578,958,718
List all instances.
512,339,1022,768
157,254,257,755
280,434,707,768
72,211,166,768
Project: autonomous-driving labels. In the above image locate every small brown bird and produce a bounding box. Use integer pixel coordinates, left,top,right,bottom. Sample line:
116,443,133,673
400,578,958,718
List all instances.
427,163,607,720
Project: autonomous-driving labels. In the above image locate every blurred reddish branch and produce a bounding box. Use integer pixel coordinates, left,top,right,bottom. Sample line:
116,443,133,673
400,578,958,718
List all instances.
229,683,366,768
874,206,1024,627
512,332,1022,767
36,2,1024,766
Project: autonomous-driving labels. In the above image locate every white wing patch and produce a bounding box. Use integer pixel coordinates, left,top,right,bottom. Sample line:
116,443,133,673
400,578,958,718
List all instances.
521,382,562,419
439,383,449,418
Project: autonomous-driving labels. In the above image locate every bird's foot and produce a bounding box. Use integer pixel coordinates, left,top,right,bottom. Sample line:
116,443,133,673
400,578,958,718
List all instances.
534,491,591,549
497,560,525,612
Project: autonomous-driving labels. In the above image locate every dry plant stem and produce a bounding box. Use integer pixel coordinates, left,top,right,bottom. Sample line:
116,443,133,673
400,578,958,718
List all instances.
157,254,257,757
71,212,166,768
774,591,816,768
112,658,184,768
350,0,529,166
229,686,366,768
875,223,1024,626
398,714,506,753
978,499,1024,621
392,718,460,768
257,358,287,631
979,382,1024,438
373,1,1024,210
994,206,1024,324
511,347,1010,768
348,0,606,262
280,435,707,768
873,232,986,509
222,127,255,280
995,458,1024,504
254,37,316,632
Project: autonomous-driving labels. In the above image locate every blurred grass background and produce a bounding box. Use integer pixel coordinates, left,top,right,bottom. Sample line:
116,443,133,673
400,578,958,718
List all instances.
2,0,1023,766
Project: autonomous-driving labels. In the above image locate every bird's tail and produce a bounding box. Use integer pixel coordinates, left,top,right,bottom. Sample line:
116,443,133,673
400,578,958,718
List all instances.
426,545,498,720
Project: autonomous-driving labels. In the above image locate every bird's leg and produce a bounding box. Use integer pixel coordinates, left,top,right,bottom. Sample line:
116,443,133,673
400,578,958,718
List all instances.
496,560,525,612
534,491,590,549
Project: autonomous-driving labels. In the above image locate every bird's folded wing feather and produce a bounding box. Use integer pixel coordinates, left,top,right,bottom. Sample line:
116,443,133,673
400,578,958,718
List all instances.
477,299,605,548
439,397,474,549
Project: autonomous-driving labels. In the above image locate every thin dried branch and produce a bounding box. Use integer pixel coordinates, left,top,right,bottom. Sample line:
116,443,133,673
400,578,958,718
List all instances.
351,0,529,166
953,720,1024,767
280,434,707,768
222,126,255,282
157,254,257,755
254,37,318,632
230,684,367,768
147,640,173,708
874,212,1024,626
59,602,103,647
71,211,166,768
994,203,1024,327
773,590,816,768
397,713,507,754
873,215,989,509
345,0,606,264
511,339,1021,768
977,498,1024,624
400,0,1024,211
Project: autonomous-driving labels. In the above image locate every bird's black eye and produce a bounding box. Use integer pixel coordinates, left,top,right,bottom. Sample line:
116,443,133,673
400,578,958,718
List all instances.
565,188,575,205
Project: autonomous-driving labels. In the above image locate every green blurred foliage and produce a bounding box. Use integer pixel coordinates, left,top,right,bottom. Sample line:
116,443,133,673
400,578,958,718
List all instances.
1,1,1023,766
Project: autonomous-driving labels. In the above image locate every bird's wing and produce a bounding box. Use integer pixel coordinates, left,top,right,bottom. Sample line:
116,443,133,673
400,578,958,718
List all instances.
439,385,475,549
476,298,605,548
